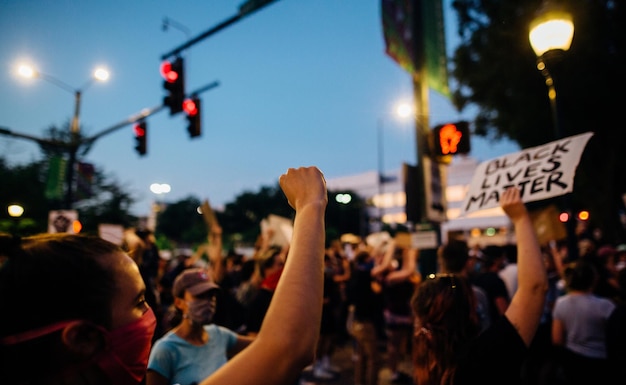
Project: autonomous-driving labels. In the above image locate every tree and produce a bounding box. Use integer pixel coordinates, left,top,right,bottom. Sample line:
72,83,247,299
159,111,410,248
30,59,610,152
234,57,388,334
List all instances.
0,156,138,236
218,184,294,248
451,0,626,242
156,196,207,245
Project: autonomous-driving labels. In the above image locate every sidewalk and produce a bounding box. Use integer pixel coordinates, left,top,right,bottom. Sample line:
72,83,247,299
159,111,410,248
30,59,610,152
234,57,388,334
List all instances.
298,341,414,385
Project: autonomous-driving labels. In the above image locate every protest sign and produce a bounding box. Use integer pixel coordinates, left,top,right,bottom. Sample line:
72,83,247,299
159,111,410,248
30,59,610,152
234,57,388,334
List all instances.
261,214,293,247
200,199,218,228
460,132,594,216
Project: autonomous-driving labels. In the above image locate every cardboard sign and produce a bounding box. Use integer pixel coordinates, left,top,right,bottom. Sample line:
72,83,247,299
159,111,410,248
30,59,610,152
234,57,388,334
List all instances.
98,224,125,246
461,132,594,216
201,199,218,228
261,214,293,247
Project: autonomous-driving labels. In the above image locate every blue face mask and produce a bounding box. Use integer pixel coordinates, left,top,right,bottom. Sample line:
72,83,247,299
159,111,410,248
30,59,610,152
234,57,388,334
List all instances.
473,261,482,273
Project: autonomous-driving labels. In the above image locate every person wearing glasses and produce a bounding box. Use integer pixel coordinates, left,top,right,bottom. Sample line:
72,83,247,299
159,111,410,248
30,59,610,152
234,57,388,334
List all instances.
411,187,548,385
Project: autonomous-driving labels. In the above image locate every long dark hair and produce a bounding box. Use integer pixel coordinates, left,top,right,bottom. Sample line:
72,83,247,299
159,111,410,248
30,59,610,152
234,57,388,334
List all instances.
411,274,479,385
0,233,121,383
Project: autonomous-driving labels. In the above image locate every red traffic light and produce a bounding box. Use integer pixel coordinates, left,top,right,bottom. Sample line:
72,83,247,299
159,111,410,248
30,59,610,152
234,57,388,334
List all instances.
183,98,198,116
133,123,146,137
160,60,179,83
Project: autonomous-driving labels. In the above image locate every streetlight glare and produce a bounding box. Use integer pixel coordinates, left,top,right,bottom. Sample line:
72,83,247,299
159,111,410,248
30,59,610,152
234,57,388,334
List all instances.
395,102,414,119
529,15,574,57
8,204,25,218
93,67,110,81
17,64,37,78
150,183,171,194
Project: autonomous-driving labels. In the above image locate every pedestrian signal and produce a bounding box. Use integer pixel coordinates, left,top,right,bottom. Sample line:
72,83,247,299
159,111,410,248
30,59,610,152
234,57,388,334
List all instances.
432,121,471,156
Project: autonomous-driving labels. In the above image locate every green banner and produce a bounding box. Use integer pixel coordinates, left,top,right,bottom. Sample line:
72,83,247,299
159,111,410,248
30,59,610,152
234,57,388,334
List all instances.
422,0,450,98
45,156,66,200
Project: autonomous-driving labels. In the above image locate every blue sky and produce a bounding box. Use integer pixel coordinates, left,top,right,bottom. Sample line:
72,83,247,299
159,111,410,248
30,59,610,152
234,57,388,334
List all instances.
0,0,519,216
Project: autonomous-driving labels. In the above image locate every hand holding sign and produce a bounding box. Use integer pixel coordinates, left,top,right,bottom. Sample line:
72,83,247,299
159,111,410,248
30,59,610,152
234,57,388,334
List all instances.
461,132,593,216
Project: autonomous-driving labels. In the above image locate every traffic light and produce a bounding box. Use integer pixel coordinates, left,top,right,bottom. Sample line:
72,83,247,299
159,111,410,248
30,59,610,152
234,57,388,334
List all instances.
133,120,147,155
432,121,471,156
183,97,201,138
160,57,185,115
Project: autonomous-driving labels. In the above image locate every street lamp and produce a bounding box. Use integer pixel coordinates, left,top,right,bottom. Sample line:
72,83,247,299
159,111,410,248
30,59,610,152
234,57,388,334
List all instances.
376,101,414,229
529,0,577,259
529,1,574,139
17,63,110,208
7,204,24,237
150,182,171,210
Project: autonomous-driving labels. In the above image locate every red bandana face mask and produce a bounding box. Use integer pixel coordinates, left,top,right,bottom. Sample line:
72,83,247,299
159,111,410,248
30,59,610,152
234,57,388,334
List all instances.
0,307,156,385
94,307,156,385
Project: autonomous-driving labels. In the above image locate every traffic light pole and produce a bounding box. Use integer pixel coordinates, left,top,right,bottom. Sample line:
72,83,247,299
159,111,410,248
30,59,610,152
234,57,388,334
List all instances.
160,0,280,60
0,81,220,208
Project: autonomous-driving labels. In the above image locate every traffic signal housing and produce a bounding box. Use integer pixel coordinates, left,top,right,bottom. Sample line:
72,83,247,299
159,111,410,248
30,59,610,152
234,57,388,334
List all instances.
432,121,471,157
133,120,147,156
160,57,185,115
183,97,201,138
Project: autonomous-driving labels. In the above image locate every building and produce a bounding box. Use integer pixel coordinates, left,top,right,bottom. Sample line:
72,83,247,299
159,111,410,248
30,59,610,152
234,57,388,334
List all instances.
326,156,514,247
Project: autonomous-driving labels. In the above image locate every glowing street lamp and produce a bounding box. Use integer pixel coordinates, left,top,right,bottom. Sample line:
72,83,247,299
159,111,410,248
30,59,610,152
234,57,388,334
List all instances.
16,62,110,209
7,204,24,236
529,0,577,259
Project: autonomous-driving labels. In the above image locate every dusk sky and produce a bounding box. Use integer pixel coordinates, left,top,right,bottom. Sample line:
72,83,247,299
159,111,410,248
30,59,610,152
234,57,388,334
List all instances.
0,0,519,216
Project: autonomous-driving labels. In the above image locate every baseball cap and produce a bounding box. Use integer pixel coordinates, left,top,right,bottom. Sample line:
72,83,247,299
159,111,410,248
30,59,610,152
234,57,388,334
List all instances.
173,268,219,298
597,245,617,258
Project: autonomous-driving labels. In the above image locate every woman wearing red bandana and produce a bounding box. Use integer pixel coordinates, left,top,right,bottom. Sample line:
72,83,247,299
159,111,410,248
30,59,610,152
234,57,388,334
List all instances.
0,166,328,385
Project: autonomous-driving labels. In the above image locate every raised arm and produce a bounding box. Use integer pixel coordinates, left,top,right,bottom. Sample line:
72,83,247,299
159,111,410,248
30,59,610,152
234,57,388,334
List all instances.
502,187,548,346
199,166,328,385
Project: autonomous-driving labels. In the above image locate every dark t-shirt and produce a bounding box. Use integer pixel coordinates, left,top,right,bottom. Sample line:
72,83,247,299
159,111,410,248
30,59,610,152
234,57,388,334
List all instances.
473,272,510,322
348,261,383,321
244,288,273,334
455,316,527,385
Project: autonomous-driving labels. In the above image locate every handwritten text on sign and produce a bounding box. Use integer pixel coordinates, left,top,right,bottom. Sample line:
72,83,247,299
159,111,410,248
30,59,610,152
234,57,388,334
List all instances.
461,132,594,216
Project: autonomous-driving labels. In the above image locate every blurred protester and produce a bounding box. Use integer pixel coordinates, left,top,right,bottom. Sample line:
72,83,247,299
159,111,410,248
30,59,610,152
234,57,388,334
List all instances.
437,239,491,333
411,187,547,385
551,259,616,385
606,267,626,380
243,245,286,336
471,244,510,322
376,233,419,384
498,243,518,299
347,249,385,385
311,253,342,380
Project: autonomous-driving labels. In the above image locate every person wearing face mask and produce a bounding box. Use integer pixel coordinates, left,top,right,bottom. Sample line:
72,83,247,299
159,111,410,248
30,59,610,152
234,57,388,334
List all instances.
147,268,254,385
0,165,328,385
0,233,157,385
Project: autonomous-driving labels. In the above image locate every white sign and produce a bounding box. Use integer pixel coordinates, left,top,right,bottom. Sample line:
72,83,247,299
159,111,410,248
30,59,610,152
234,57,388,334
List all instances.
461,132,594,216
48,210,78,233
98,224,125,245
261,214,293,247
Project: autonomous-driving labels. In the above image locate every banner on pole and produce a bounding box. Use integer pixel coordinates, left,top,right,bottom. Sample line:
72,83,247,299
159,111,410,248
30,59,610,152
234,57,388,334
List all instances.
460,132,594,216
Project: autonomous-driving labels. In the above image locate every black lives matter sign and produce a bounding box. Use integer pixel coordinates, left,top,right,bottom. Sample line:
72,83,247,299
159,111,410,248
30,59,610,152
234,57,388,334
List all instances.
461,132,594,216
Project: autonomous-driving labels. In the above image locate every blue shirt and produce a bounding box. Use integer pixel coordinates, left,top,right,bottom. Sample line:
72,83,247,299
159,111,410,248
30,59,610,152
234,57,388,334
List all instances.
148,324,238,385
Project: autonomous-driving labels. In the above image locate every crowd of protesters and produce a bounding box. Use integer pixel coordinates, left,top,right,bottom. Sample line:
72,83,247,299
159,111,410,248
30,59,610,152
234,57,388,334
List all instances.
2,178,625,385
120,188,626,385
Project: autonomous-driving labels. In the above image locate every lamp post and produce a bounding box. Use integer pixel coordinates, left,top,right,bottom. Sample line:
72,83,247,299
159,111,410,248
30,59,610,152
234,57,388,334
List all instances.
529,0,577,259
376,101,414,230
17,64,110,209
7,204,24,237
